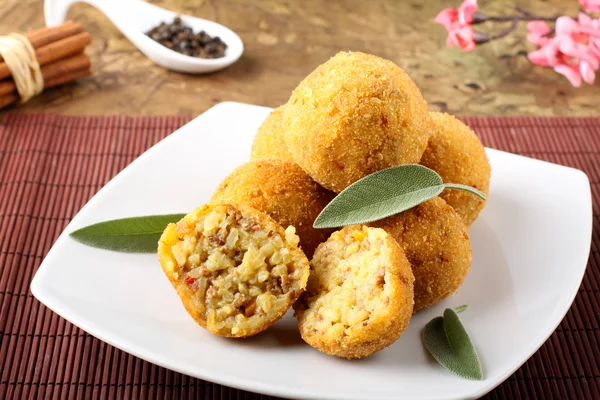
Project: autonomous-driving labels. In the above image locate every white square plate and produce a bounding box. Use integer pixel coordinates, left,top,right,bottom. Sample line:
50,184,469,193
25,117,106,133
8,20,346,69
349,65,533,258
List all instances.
31,102,592,400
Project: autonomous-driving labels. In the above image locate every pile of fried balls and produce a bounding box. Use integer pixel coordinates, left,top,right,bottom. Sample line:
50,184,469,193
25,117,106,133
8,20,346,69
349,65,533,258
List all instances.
159,51,491,359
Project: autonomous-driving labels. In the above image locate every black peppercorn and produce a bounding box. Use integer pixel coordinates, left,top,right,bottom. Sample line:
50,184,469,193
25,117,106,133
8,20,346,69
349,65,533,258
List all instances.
145,15,227,59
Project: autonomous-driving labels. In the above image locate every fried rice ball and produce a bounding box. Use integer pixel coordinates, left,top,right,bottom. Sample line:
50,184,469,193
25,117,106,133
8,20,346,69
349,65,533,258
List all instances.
420,112,491,225
158,202,310,338
370,197,471,312
211,160,335,258
294,226,415,359
283,51,433,193
250,105,293,162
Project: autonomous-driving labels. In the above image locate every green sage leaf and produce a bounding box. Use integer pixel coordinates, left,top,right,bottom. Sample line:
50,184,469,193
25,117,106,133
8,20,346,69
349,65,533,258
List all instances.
443,183,487,200
443,308,483,380
423,308,483,381
69,214,186,253
313,165,444,228
453,304,468,313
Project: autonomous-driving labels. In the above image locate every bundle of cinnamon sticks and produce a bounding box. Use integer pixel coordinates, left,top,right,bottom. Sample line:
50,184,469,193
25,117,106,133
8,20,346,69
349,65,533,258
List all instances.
0,21,91,109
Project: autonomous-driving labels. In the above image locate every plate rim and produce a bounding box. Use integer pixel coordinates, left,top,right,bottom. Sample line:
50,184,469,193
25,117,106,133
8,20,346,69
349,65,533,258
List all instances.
30,101,593,400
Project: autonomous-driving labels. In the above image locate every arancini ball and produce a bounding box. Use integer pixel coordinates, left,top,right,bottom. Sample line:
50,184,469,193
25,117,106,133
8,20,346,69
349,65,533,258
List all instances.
250,105,293,162
283,51,433,193
294,225,414,359
211,160,335,257
158,202,310,338
370,197,471,312
420,112,491,225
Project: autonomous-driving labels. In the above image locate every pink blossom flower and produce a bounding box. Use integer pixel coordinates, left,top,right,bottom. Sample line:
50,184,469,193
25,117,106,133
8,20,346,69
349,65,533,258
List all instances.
458,0,478,25
528,14,600,87
528,38,561,67
590,38,600,58
553,61,596,86
435,0,478,52
574,13,600,36
560,37,599,68
556,14,600,38
448,26,476,51
435,8,460,30
580,0,600,13
527,21,552,46
554,64,583,87
580,60,596,84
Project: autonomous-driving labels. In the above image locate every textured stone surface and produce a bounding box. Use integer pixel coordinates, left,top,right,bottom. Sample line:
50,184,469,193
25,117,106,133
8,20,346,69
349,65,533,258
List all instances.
0,0,597,116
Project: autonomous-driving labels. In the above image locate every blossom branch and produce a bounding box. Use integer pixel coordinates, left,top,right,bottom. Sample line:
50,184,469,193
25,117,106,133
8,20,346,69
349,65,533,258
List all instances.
434,0,600,87
473,11,562,23
475,18,519,44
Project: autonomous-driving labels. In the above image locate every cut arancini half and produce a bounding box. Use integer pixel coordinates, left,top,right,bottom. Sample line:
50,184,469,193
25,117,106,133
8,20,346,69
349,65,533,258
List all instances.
294,225,414,359
158,202,310,338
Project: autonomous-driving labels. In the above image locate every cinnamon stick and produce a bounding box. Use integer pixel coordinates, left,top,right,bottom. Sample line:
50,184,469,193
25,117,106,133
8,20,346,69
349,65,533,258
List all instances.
29,22,84,52
0,53,90,96
0,21,84,63
44,66,91,89
23,22,74,41
0,32,91,80
0,67,91,110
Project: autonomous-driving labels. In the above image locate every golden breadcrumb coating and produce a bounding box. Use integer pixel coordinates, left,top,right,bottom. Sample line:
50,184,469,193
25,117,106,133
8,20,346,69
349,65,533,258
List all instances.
295,226,414,359
420,112,491,225
158,203,310,338
370,197,471,312
211,160,335,257
250,105,294,162
283,51,433,193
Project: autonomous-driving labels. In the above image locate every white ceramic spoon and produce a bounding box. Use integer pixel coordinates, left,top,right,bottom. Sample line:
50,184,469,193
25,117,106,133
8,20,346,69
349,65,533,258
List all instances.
44,0,244,73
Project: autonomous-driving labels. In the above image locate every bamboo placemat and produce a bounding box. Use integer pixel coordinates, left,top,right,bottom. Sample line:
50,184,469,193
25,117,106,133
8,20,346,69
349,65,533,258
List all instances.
0,113,598,399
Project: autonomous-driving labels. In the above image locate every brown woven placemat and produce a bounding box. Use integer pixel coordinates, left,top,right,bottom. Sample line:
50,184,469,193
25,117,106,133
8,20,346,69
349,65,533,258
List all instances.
0,113,598,399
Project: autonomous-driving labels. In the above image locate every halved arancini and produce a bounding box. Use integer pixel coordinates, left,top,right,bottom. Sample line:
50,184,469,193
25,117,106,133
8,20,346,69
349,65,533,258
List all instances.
294,225,414,359
158,202,310,338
